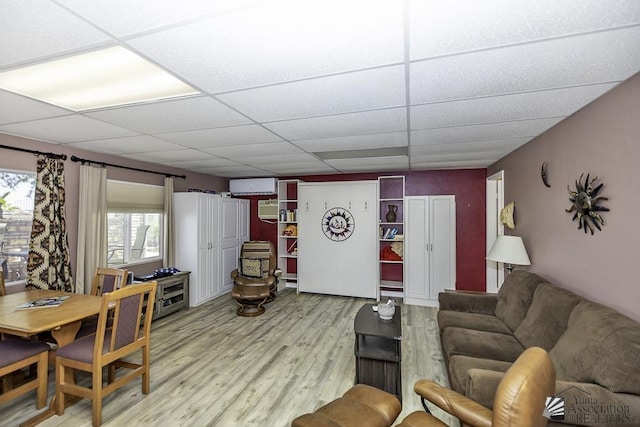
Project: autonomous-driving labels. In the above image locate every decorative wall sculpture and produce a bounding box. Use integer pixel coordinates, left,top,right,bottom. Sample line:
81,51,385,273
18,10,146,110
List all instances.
566,173,609,235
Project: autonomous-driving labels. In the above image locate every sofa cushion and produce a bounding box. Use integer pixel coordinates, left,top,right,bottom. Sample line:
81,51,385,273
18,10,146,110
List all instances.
438,311,512,336
495,270,546,331
441,327,525,365
550,300,640,394
514,283,582,351
448,354,513,394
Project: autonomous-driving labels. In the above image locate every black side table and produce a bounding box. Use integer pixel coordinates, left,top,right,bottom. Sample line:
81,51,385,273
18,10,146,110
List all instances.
354,303,402,402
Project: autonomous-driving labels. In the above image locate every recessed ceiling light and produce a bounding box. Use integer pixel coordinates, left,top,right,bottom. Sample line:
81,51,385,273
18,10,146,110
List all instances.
0,46,199,111
314,147,408,160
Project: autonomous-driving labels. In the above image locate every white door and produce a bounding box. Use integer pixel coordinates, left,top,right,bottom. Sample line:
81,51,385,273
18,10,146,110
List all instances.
486,171,504,293
298,181,378,298
405,197,429,302
429,196,456,299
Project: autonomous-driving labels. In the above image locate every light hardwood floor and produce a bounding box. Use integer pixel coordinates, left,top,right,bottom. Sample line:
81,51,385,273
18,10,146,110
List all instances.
2,289,457,427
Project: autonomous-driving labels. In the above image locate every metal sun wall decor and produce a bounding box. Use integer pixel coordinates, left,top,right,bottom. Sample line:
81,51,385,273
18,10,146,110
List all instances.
566,173,609,235
322,207,354,241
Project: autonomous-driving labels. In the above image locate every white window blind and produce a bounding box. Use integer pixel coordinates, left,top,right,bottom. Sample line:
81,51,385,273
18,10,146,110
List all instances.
106,180,163,212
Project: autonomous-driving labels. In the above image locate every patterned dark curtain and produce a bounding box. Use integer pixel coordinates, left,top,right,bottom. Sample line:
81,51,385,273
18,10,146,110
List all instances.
26,157,73,291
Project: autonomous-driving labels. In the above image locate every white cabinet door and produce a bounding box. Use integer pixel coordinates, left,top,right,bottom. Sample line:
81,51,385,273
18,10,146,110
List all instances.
405,195,456,306
220,245,238,294
238,199,250,242
430,196,456,300
175,193,247,306
405,197,429,302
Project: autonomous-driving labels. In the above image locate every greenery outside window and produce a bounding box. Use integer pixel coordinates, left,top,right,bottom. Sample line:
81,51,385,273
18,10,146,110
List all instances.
0,169,36,284
107,180,163,267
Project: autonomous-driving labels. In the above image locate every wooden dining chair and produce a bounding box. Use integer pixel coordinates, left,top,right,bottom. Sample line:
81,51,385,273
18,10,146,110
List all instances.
0,338,51,409
76,268,129,339
55,281,157,427
90,267,129,296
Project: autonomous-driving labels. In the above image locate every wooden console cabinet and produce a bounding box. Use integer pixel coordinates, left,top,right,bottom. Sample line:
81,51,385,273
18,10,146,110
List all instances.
142,271,190,320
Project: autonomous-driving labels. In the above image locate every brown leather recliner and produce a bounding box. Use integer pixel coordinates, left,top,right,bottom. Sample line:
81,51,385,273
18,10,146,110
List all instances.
399,346,556,427
291,347,555,427
230,241,281,317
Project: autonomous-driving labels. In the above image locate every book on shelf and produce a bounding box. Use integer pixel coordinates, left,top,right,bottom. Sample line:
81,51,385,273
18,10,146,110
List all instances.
382,228,398,239
16,295,70,309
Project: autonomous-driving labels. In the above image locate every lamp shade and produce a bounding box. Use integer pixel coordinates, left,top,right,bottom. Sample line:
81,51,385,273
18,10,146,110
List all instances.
486,235,531,266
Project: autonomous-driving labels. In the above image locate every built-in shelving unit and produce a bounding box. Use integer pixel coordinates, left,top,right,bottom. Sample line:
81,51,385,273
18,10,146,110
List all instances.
378,176,405,298
277,179,301,290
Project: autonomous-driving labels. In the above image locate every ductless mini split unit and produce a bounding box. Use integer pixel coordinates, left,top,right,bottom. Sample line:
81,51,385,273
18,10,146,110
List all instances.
229,177,277,196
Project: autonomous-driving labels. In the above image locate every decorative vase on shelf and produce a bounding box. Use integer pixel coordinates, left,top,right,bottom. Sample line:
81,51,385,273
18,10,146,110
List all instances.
385,204,398,222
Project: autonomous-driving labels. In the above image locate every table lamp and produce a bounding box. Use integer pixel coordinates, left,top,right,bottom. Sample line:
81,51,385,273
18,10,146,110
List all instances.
486,235,531,274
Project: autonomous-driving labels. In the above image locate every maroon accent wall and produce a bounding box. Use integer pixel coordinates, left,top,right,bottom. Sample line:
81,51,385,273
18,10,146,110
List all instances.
243,169,487,291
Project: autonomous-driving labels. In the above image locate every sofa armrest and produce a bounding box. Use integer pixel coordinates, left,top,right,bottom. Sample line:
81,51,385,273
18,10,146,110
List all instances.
465,368,505,409
438,291,498,314
553,380,640,426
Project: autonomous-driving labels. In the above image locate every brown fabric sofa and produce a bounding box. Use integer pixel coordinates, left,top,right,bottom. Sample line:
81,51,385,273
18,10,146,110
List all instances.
437,271,640,427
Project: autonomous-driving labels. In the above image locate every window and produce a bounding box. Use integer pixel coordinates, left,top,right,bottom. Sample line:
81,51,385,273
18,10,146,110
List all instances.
106,180,163,266
0,170,36,283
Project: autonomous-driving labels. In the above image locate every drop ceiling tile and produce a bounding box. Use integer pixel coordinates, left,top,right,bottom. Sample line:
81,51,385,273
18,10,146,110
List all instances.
411,27,640,105
128,0,405,92
326,155,409,172
165,158,242,169
410,119,561,146
0,115,137,143
0,90,71,125
411,160,492,170
156,124,283,148
237,153,319,166
411,150,507,163
294,132,407,152
66,136,185,155
57,0,259,37
200,141,303,158
122,149,214,163
86,96,251,134
218,66,406,122
410,84,616,130
0,1,112,68
264,108,407,141
409,0,640,60
202,165,272,178
411,138,530,158
265,164,338,175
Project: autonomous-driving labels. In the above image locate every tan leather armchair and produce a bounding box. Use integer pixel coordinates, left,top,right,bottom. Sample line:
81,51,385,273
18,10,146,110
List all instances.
397,346,555,427
291,347,554,427
230,241,281,316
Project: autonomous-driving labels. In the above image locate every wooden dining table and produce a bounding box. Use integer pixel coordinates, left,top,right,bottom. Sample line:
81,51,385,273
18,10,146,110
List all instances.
0,289,102,426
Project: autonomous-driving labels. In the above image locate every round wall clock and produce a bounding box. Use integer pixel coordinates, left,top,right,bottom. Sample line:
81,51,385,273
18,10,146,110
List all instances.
322,207,355,241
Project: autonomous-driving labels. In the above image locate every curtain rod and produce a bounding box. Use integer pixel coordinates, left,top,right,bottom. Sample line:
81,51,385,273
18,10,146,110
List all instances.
70,155,186,179
0,143,67,160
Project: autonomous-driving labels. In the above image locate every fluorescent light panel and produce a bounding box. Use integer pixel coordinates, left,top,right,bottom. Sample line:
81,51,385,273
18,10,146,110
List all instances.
0,46,199,111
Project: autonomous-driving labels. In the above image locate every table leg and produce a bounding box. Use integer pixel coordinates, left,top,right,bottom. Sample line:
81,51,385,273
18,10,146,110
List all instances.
20,320,82,427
